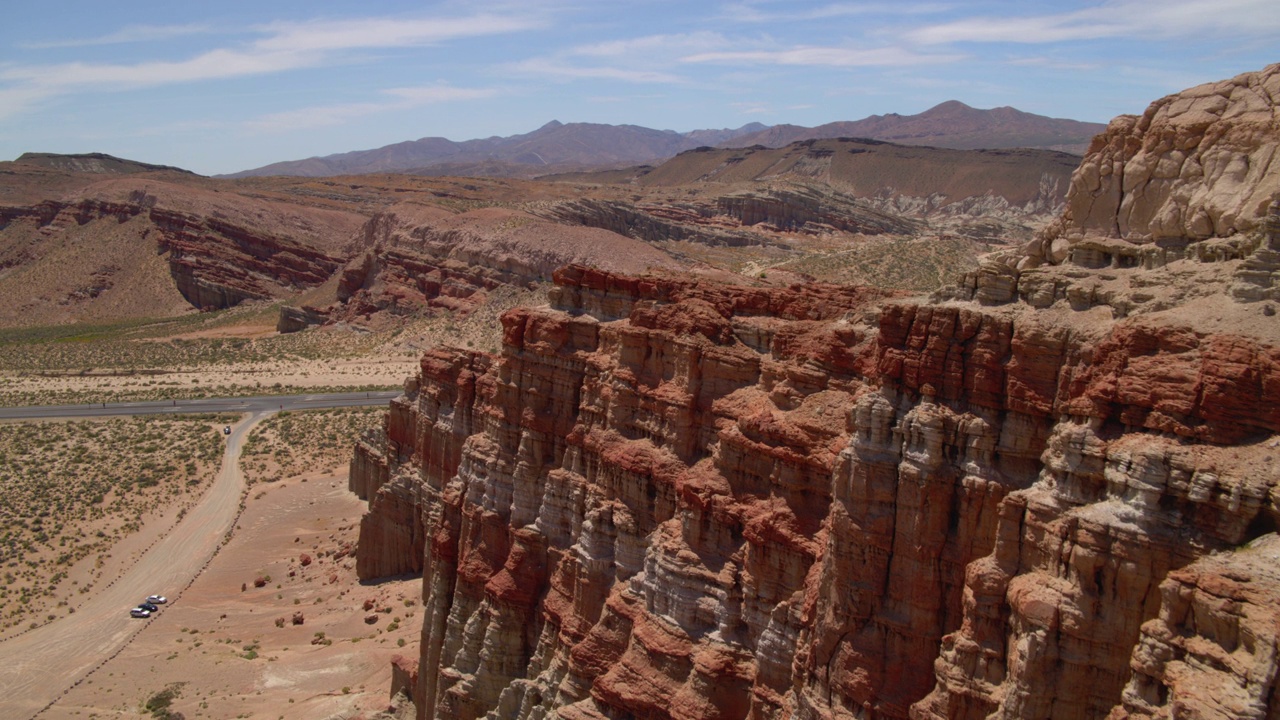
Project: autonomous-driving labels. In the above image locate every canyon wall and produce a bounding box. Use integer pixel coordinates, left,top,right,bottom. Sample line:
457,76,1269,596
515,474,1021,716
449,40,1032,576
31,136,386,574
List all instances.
289,202,680,329
351,64,1280,720
0,195,347,312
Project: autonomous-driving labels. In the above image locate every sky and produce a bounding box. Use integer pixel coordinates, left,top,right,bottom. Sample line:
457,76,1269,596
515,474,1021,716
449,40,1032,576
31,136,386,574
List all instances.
1,0,1277,176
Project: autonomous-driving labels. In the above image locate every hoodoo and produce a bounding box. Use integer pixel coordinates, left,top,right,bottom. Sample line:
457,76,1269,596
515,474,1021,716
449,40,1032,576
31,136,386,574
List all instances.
350,64,1280,719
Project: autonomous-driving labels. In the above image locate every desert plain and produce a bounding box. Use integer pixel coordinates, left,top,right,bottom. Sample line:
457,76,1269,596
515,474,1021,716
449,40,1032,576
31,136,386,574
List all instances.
0,299,495,719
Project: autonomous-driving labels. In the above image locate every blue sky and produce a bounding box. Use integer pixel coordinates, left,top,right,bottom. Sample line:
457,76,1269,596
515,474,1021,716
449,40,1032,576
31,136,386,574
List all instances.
1,0,1276,175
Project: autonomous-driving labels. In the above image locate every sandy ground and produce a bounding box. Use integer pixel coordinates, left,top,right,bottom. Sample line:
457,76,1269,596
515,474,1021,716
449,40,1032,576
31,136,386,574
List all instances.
42,470,418,720
0,414,418,720
0,356,418,404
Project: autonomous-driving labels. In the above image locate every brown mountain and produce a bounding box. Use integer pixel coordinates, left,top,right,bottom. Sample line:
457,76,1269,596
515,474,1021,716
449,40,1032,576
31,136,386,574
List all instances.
632,138,1081,203
225,121,768,179
15,152,195,175
0,121,1094,332
724,100,1106,154
227,101,1102,180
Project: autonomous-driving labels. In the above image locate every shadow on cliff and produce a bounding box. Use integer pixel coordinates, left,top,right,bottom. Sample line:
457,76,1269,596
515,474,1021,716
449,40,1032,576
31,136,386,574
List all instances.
358,572,421,587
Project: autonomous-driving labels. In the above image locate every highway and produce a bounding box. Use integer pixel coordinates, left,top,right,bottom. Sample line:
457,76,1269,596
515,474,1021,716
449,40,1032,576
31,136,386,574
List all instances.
0,390,401,421
0,390,400,718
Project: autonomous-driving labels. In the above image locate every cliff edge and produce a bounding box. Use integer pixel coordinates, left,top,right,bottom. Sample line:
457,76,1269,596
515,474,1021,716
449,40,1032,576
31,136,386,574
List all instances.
350,64,1280,720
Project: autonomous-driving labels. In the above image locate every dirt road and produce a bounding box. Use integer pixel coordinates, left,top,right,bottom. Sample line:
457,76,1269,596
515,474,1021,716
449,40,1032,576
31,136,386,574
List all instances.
0,411,271,719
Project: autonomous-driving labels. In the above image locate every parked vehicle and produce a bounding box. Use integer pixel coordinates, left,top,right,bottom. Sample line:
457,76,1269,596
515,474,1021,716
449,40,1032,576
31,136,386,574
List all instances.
130,608,150,618
146,595,167,604
224,426,232,435
138,602,159,612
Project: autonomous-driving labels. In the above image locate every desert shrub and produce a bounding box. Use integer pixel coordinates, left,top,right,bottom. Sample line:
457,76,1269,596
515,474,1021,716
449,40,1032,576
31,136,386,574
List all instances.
145,682,186,718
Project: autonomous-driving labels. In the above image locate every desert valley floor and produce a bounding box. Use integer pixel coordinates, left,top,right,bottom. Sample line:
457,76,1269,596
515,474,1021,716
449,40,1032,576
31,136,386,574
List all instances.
1,62,1279,720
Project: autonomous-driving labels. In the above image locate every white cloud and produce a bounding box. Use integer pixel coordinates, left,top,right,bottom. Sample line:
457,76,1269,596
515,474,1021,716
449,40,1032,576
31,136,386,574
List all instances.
568,32,729,58
0,12,541,114
684,46,962,67
721,1,953,23
383,86,499,103
253,14,540,54
511,58,685,84
245,84,499,132
906,0,1280,45
21,24,213,49
1007,57,1103,71
2,49,320,88
730,101,776,114
509,33,725,84
0,86,56,121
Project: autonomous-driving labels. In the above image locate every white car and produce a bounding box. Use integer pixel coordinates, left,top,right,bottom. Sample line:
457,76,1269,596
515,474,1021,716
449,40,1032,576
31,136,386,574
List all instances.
146,595,168,604
130,608,150,618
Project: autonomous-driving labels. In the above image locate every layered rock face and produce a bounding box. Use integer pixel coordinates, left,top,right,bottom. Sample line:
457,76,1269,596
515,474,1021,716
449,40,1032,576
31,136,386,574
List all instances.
1025,63,1280,275
541,142,1076,251
353,260,1279,719
1064,64,1279,242
289,203,678,329
151,204,344,309
541,189,923,249
0,194,347,312
351,65,1280,720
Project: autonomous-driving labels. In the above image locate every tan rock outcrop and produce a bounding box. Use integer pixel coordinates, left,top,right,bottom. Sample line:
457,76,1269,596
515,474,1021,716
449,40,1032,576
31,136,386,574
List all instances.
1115,535,1280,720
1065,63,1280,243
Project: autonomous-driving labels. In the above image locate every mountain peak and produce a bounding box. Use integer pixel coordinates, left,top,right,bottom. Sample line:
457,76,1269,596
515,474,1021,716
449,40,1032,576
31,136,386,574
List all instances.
538,120,564,131
923,100,976,115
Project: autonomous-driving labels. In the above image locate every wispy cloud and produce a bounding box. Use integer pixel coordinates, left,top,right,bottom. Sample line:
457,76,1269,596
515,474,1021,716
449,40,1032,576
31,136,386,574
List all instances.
245,84,500,132
1007,57,1103,72
721,1,953,23
2,49,321,89
683,46,962,67
252,14,540,54
0,12,542,118
21,24,213,49
511,32,725,84
0,87,57,122
510,58,684,84
906,0,1280,45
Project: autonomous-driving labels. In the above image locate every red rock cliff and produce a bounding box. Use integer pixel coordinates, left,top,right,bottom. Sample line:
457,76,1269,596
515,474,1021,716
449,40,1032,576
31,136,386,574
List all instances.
351,65,1280,720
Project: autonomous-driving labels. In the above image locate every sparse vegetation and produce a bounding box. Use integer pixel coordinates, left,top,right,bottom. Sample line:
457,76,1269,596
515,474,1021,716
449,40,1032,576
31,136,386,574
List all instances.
767,234,998,291
0,301,410,407
240,407,383,484
0,415,233,631
144,681,186,719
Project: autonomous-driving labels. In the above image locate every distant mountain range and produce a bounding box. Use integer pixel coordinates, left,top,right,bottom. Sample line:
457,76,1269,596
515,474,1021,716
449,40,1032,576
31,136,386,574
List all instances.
224,121,767,179
723,101,1105,154
225,102,1105,180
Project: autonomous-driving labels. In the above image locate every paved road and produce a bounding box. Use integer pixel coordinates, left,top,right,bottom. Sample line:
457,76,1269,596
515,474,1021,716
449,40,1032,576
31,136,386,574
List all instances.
0,390,401,420
0,391,399,719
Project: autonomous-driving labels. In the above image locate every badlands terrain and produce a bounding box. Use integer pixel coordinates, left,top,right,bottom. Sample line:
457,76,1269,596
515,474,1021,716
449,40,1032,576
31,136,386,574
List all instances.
0,62,1277,720
347,62,1280,720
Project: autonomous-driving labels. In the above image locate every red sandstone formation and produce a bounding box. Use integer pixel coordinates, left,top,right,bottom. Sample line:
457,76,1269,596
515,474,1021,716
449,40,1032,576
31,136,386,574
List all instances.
350,64,1280,720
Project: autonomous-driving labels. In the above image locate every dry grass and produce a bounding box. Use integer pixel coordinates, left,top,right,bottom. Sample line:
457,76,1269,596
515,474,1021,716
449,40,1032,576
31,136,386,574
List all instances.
388,282,552,355
0,414,236,632
767,234,1000,290
0,377,401,409
0,303,416,406
0,303,389,373
241,407,384,485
